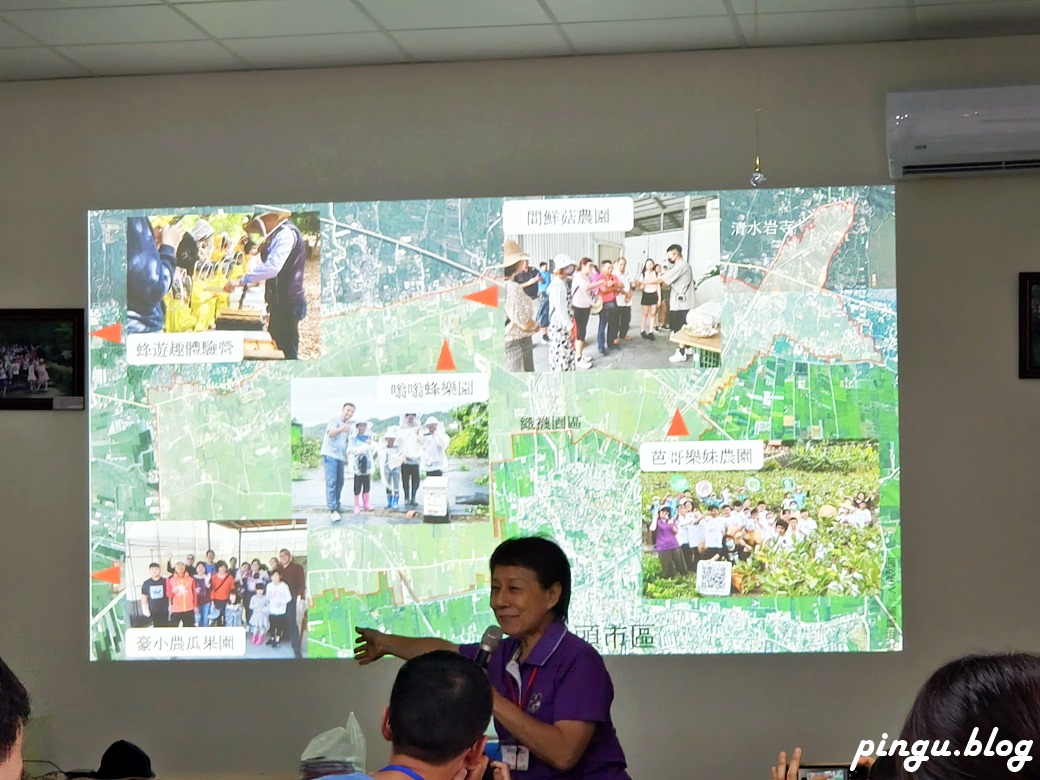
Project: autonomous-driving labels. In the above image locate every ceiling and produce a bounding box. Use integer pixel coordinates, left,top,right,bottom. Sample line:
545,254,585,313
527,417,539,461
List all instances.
0,0,1037,82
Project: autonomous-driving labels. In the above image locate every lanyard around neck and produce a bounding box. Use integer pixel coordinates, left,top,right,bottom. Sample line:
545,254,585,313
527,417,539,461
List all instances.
509,665,540,710
381,765,426,780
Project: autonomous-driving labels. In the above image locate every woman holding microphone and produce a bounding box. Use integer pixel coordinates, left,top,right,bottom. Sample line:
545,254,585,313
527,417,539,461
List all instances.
355,537,631,780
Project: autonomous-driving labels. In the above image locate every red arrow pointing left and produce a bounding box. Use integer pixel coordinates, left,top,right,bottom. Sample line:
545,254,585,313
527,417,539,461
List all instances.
91,323,122,344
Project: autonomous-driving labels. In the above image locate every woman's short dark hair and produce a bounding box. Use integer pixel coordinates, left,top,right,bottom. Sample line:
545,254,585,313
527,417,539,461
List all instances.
898,653,1040,780
0,656,30,765
868,754,898,780
490,536,571,623
389,651,492,765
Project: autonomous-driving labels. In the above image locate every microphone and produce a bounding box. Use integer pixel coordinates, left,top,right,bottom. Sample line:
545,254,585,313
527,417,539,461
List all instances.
474,626,503,669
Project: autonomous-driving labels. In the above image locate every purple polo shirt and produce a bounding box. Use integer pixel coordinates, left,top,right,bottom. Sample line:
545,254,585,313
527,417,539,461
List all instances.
461,621,630,780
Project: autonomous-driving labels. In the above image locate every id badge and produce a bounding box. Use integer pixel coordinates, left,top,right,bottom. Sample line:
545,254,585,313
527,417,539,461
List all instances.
501,745,517,769
500,745,530,771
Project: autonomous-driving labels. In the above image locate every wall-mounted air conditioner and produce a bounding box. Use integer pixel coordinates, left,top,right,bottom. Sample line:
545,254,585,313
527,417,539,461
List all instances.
887,85,1040,179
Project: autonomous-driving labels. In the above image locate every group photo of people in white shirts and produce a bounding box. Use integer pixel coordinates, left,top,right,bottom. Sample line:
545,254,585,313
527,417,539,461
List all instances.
289,376,490,529
640,440,884,599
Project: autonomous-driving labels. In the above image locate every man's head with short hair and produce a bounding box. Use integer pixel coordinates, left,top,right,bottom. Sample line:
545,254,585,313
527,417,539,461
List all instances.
666,244,683,262
0,657,29,780
383,651,491,771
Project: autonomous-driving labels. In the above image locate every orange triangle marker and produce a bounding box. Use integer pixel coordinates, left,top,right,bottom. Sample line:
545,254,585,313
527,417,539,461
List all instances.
91,564,122,586
436,340,456,371
667,409,689,437
91,322,122,344
463,286,498,308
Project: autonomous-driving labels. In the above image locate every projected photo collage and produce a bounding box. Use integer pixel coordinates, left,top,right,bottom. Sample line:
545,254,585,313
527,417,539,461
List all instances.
88,187,900,660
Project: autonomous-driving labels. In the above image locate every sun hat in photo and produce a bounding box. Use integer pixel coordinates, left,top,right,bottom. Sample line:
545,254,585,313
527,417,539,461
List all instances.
190,218,215,243
504,239,530,267
551,252,576,272
244,209,292,240
423,416,439,427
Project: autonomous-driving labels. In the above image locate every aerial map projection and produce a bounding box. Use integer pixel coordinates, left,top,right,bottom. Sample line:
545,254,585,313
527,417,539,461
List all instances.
87,186,900,661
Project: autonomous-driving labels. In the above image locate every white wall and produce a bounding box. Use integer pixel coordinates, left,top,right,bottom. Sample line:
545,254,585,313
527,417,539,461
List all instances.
510,231,627,267
624,229,682,273
625,210,722,305
3,34,1040,780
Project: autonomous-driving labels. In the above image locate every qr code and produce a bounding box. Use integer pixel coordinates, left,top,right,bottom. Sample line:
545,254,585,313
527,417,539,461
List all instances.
696,560,733,596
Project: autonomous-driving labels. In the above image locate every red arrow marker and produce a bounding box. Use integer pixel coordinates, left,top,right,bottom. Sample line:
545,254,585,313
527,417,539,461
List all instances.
91,322,123,344
667,409,689,437
91,564,122,586
463,286,498,308
436,340,456,371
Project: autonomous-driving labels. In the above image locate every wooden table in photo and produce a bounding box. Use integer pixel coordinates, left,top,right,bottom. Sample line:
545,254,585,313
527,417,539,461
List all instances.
669,330,722,367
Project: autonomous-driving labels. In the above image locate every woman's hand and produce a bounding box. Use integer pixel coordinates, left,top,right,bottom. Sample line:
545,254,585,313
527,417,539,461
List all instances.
772,747,802,780
452,755,511,780
354,626,391,664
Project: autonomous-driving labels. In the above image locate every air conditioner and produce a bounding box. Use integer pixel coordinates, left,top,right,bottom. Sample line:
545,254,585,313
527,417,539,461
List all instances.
886,85,1040,179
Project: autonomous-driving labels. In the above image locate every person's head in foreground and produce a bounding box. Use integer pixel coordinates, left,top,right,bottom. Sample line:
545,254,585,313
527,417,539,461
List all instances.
489,536,571,639
772,653,1040,780
378,651,497,780
896,653,1040,779
0,657,29,780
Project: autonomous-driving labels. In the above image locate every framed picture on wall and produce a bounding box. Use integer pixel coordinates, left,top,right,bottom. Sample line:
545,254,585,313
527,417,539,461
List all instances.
1021,274,1040,378
0,308,85,410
